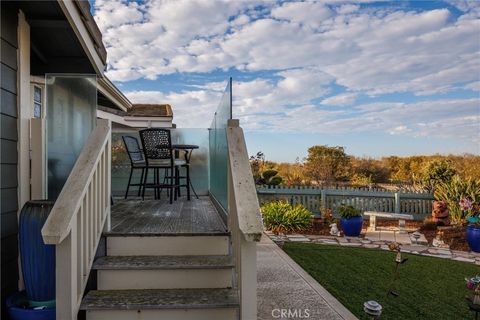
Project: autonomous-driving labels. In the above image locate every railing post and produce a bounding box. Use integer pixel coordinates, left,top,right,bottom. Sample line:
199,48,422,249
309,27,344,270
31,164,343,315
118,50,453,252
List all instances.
240,238,257,320
394,192,401,213
104,119,112,232
56,228,77,320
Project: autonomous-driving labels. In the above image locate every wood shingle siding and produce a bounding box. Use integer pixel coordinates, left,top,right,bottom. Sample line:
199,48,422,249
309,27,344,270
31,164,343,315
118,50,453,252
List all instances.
1,2,19,314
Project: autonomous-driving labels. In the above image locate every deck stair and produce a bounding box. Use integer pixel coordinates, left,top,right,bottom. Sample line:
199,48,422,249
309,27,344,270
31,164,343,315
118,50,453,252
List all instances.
80,228,239,319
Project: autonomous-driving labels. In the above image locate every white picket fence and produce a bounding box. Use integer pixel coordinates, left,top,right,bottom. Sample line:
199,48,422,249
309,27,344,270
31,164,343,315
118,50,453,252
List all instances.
256,185,434,218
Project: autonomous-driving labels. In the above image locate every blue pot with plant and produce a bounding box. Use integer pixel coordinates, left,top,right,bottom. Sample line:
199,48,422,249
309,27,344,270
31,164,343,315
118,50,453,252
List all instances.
462,198,480,253
339,205,363,237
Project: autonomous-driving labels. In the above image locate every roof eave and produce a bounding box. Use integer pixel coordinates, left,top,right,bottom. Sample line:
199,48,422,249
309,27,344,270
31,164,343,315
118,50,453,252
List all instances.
98,77,132,112
57,0,106,75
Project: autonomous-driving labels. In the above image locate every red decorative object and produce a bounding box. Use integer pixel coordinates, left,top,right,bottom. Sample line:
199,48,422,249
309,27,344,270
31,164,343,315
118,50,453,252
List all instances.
432,200,450,226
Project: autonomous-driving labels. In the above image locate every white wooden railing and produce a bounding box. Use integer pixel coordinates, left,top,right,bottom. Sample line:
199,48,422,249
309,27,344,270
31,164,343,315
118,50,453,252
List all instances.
226,120,263,320
42,119,112,320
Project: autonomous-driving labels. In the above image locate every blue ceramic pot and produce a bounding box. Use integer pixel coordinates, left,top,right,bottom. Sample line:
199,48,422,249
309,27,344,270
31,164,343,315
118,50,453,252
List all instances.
340,216,363,237
466,225,480,253
19,201,56,304
6,291,55,320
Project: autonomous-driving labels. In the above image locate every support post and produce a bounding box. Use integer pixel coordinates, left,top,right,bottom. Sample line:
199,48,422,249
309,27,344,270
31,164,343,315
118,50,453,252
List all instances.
394,193,401,213
56,230,77,320
320,189,327,211
240,239,257,320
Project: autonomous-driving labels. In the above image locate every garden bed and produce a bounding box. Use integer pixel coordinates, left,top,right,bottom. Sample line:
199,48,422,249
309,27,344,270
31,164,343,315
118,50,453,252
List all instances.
304,219,470,251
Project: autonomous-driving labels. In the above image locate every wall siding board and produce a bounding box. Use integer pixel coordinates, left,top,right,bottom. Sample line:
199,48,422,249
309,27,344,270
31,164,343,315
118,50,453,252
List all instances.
1,259,19,291
1,188,18,213
0,88,17,117
0,4,18,46
1,114,18,141
1,138,17,164
1,39,17,69
0,164,17,189
1,63,17,94
1,211,18,238
1,2,19,310
1,234,18,266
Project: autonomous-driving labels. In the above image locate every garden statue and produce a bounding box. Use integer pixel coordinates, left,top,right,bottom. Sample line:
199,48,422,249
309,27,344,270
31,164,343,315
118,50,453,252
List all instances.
329,223,340,236
432,200,450,225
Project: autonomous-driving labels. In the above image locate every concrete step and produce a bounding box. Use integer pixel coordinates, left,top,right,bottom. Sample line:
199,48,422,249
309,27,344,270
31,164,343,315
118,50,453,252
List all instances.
105,234,230,256
81,288,239,320
93,255,234,290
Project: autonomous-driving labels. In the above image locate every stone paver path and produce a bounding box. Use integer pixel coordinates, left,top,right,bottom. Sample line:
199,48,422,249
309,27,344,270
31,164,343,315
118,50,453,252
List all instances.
257,235,357,320
267,232,480,265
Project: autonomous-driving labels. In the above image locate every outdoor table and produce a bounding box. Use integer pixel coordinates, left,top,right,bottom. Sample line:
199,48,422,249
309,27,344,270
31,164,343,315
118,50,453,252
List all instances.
172,144,200,199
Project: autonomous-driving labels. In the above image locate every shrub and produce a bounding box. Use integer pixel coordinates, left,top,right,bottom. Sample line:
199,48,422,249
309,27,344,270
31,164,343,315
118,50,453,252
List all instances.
261,201,312,234
422,160,456,192
338,205,362,220
434,176,480,223
422,217,438,231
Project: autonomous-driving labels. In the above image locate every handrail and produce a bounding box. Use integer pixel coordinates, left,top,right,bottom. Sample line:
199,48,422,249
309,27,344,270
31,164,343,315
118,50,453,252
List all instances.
226,121,263,242
42,120,111,244
226,120,263,320
41,119,111,320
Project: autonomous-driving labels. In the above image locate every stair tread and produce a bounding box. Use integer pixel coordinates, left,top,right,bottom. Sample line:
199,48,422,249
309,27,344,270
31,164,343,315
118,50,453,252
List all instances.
93,255,234,270
80,288,239,310
103,231,230,237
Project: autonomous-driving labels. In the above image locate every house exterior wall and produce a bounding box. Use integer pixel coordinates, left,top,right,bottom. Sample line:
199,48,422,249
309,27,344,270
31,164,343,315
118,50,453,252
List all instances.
1,2,19,314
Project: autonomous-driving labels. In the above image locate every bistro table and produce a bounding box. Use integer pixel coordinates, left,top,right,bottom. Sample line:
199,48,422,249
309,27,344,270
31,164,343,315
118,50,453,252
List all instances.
172,144,199,199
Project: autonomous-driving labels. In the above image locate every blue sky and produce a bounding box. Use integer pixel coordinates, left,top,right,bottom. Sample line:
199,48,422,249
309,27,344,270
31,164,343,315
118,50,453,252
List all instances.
91,0,480,162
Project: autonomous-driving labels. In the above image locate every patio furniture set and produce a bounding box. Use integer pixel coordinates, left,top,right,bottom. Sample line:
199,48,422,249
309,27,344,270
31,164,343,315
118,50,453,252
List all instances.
122,128,199,204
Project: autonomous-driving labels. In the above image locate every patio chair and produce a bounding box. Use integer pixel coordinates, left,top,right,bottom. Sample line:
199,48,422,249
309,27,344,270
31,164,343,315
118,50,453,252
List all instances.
139,128,183,204
122,136,147,199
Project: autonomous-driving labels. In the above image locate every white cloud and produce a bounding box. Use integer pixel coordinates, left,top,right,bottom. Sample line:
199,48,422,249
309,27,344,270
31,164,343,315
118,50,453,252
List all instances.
465,81,480,91
94,0,480,148
95,1,480,99
321,93,357,106
271,1,332,28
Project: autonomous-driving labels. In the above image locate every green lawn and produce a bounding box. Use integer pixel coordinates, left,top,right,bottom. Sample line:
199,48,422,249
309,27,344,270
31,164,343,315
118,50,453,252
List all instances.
283,243,479,320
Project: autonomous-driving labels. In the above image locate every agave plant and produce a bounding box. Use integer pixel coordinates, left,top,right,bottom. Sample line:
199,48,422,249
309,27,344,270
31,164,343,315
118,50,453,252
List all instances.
434,176,480,223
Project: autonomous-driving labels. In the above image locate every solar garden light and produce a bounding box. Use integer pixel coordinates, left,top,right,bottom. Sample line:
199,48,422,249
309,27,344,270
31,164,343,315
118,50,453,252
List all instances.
412,231,421,244
364,300,382,319
386,242,408,299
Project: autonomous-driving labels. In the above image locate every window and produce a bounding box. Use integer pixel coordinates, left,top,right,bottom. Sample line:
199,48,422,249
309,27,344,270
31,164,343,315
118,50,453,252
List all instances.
33,86,42,118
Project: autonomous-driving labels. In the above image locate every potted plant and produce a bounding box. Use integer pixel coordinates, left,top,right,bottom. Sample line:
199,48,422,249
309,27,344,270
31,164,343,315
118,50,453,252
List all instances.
462,198,480,253
338,205,363,237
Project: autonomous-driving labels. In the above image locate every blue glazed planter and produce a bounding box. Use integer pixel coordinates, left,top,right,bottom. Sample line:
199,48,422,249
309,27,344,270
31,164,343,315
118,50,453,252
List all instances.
466,225,480,253
6,291,55,320
340,216,363,237
19,201,56,305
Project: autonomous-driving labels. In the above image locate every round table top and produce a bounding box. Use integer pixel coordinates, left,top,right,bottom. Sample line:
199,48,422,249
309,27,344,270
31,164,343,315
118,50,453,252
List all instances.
172,144,199,150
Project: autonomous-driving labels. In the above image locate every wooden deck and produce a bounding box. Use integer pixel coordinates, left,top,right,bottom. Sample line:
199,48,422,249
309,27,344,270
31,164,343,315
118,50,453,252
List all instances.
109,196,227,235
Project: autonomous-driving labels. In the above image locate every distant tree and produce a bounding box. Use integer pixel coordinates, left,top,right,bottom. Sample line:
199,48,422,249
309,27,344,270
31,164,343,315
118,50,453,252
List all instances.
260,169,283,186
250,151,265,184
304,145,350,184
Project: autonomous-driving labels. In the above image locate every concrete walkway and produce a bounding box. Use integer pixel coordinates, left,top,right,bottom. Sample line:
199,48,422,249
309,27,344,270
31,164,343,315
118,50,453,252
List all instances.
257,235,357,320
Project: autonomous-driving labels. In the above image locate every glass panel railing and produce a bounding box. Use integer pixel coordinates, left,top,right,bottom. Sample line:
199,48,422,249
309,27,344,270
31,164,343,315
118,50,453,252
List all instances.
111,128,210,197
46,74,97,199
209,77,232,212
